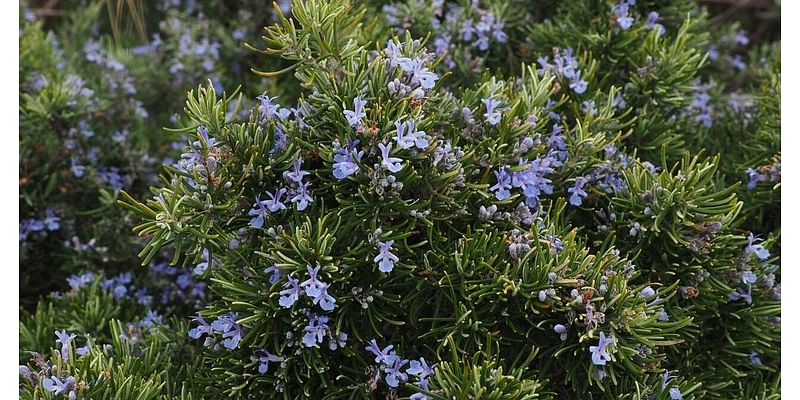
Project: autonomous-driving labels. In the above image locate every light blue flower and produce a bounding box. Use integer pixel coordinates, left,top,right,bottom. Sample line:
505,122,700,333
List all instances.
188,315,213,339
745,233,769,260
749,351,762,366
264,188,288,213
379,142,403,173
332,140,363,179
302,314,330,347
301,265,326,298
568,177,589,206
212,313,242,350
344,95,367,128
589,332,614,365
248,196,270,228
384,356,409,387
42,375,76,398
489,167,512,200
291,182,313,211
374,240,399,273
611,1,635,30
55,329,77,360
257,350,285,374
313,282,337,311
264,265,281,284
366,339,396,365
407,357,434,380
257,93,280,122
279,277,301,308
482,97,504,126
283,158,310,184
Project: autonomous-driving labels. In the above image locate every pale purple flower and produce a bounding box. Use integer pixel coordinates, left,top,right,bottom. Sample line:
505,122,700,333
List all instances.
300,265,326,298
257,93,280,122
400,58,439,90
490,167,513,200
264,188,288,212
745,168,763,190
728,284,752,304
394,119,428,150
279,276,301,308
568,177,588,206
729,55,746,71
232,28,246,41
741,271,757,285
19,366,35,384
612,2,635,30
744,233,770,260
193,249,211,275
482,97,503,126
708,45,719,61
312,282,337,311
55,329,77,360
384,40,403,69
188,315,213,339
257,350,285,374
194,126,217,149
394,120,416,149
639,286,656,298
67,272,95,290
379,142,403,173
42,375,76,397
264,265,281,284
662,372,683,399
332,140,363,179
589,332,614,365
384,356,410,387
582,100,596,115
212,313,242,350
461,18,475,41
302,313,330,347
569,73,588,94
344,95,367,128
271,127,289,156
141,310,163,329
248,196,270,228
646,11,666,35
374,240,399,273
734,30,750,46
291,182,313,211
407,358,434,380
70,157,85,178
283,158,310,184
366,339,396,364
749,351,762,366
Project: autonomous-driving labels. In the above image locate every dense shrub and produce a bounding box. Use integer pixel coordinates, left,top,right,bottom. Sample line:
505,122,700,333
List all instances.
20,0,780,399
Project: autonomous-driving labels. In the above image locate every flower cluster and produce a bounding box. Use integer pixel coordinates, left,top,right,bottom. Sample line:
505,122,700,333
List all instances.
188,312,243,350
19,208,60,241
537,48,588,94
278,265,337,312
384,2,506,73
611,0,636,30
384,40,439,97
366,340,435,398
332,139,365,180
489,155,558,207
744,162,780,190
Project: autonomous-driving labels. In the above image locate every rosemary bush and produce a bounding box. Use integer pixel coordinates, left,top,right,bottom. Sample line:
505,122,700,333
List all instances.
20,0,779,399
